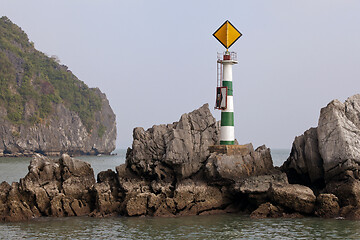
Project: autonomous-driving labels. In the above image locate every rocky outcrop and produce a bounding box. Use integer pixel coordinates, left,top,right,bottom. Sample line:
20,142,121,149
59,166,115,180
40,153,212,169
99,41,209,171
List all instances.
0,154,95,221
205,144,275,185
281,128,324,187
282,94,360,219
317,96,360,181
8,100,360,221
282,95,360,184
126,103,218,180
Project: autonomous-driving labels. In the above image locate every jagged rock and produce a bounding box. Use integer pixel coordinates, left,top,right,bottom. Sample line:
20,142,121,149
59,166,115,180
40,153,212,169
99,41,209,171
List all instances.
269,184,316,214
314,194,340,218
115,105,279,218
2,103,314,221
18,154,95,217
205,144,275,185
116,164,151,194
70,199,92,216
5,182,40,222
317,95,360,181
250,202,284,219
281,128,324,186
19,154,62,215
232,172,288,194
50,194,75,217
282,95,360,214
124,193,150,216
326,178,360,207
282,95,360,185
232,173,288,208
126,104,219,180
0,154,97,222
152,196,177,217
49,194,91,217
61,154,95,203
173,179,230,216
0,181,11,221
92,170,122,217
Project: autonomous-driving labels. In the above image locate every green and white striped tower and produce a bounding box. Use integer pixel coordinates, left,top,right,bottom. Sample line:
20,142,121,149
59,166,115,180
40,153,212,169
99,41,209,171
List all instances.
220,52,237,145
213,20,242,145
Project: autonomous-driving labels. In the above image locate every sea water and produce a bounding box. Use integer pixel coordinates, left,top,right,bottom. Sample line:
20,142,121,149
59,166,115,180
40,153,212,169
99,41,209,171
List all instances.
1,149,360,239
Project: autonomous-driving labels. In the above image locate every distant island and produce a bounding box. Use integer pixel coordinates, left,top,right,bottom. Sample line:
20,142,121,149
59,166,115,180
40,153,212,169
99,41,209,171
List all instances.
0,16,116,156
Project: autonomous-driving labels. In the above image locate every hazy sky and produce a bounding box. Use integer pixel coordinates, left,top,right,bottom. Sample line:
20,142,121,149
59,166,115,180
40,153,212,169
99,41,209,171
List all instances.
1,0,360,149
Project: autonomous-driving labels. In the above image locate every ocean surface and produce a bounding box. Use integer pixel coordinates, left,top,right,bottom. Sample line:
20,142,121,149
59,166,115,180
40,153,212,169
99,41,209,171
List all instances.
2,148,359,239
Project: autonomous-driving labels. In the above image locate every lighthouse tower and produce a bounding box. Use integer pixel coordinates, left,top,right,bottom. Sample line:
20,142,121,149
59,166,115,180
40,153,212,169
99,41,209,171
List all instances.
213,20,242,145
218,51,237,145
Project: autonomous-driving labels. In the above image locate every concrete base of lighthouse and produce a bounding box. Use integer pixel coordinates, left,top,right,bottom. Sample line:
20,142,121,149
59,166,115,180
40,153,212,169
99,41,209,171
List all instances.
209,144,253,156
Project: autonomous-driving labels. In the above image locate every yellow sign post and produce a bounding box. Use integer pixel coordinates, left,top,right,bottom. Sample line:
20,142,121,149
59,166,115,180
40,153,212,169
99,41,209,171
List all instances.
213,20,242,50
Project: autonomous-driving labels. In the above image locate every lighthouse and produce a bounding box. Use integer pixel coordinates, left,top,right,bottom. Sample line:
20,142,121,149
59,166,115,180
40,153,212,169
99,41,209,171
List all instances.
213,20,242,145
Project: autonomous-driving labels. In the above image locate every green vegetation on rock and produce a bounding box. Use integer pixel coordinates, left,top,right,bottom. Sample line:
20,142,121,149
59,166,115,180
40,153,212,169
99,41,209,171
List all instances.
97,124,106,138
0,16,102,131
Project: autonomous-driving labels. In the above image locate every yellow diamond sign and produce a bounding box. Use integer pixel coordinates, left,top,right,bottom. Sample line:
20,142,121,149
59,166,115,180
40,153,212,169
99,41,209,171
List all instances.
213,20,242,49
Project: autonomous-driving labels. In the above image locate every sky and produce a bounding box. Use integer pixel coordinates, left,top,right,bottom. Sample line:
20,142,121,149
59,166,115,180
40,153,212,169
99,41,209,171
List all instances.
1,0,360,150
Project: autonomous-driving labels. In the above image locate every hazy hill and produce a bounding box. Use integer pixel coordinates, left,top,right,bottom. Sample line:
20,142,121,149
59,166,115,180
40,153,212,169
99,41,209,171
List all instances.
0,16,116,156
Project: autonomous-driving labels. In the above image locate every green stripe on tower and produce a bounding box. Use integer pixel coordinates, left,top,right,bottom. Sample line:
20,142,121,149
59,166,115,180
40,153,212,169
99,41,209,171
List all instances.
222,81,233,96
220,140,235,145
221,112,234,126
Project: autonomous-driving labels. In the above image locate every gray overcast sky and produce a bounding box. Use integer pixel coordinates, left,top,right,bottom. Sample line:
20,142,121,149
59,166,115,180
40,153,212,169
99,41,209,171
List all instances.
1,0,360,149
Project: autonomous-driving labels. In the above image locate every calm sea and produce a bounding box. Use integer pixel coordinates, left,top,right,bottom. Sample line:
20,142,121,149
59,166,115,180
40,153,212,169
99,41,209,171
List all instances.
2,149,359,239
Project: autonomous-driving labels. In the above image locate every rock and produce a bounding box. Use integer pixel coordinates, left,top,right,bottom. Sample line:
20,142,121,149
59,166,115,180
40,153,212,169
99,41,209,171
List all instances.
281,128,324,187
126,104,219,180
0,182,11,221
92,169,121,217
317,95,360,181
50,194,75,217
282,95,360,186
124,193,149,216
173,179,230,216
314,194,340,218
338,205,360,220
70,199,91,216
250,202,284,219
3,102,322,221
205,144,275,185
0,154,96,221
326,179,360,207
60,154,95,202
5,182,40,222
116,164,151,194
0,181,11,202
19,154,62,215
152,197,176,217
233,172,288,194
282,95,360,211
269,184,316,214
114,104,281,218
18,154,95,217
